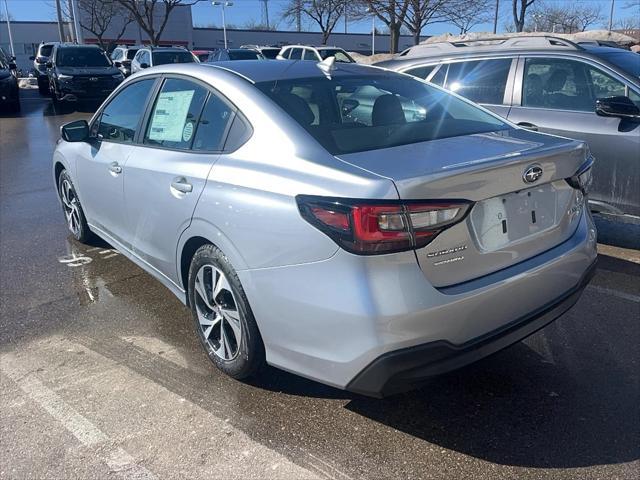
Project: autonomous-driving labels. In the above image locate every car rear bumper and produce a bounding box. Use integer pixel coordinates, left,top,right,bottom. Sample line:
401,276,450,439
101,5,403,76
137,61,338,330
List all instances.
346,258,596,397
239,209,597,395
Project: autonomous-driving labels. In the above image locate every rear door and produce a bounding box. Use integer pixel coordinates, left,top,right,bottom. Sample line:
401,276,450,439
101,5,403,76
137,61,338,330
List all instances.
508,55,640,216
123,76,235,282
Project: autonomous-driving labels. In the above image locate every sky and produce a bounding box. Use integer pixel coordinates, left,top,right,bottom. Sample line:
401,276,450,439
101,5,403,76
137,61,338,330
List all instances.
2,0,638,36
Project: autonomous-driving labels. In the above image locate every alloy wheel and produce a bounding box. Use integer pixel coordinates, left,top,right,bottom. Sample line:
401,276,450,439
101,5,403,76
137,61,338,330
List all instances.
60,179,81,237
194,264,242,361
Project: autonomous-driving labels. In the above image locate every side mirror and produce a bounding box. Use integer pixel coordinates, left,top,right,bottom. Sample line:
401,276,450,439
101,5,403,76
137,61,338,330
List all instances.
140,62,149,69
61,120,90,143
595,96,640,120
29,56,35,61
114,61,122,68
46,61,53,68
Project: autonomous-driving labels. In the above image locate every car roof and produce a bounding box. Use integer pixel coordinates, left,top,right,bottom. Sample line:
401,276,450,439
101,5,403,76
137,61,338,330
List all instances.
201,59,387,83
55,43,101,49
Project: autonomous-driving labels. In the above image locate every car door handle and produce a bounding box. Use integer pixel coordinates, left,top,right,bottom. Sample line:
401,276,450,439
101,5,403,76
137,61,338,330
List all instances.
517,122,538,131
171,177,193,193
108,162,122,174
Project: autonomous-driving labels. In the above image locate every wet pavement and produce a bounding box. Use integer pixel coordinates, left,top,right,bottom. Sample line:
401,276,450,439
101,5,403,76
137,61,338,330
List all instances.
1,89,639,479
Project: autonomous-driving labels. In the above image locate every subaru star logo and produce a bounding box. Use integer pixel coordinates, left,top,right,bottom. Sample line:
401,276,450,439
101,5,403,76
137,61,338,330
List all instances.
523,165,543,184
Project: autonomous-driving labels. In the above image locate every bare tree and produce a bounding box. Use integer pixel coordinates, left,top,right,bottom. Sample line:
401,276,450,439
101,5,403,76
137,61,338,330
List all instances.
75,0,135,51
527,1,602,33
115,0,204,46
512,0,536,32
403,0,448,45
354,1,410,53
282,0,346,44
444,0,494,34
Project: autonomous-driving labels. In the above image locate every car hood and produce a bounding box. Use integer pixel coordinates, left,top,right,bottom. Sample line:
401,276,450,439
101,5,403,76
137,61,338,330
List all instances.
57,66,119,76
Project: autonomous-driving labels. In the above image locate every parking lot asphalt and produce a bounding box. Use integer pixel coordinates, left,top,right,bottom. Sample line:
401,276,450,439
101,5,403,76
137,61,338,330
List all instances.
1,89,639,479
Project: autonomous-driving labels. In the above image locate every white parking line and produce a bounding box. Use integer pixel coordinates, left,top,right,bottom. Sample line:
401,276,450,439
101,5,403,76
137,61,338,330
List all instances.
1,354,157,480
587,285,640,303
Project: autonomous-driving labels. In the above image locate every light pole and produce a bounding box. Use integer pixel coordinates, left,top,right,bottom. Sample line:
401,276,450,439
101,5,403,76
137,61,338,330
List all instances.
212,1,233,49
2,0,15,57
367,8,375,56
608,0,615,31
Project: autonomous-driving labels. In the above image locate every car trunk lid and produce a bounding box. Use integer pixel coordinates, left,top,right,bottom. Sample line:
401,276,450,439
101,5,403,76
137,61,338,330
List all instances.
336,129,588,286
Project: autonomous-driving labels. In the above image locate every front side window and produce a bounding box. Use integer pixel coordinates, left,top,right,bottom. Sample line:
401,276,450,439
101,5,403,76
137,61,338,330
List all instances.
257,74,509,155
586,66,626,99
444,59,512,105
289,48,302,60
126,49,138,60
97,79,156,143
303,49,317,61
144,78,208,149
57,47,111,67
192,92,234,151
523,58,604,112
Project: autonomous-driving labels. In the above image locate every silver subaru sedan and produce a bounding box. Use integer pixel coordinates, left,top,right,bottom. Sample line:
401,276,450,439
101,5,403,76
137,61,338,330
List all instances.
53,60,597,397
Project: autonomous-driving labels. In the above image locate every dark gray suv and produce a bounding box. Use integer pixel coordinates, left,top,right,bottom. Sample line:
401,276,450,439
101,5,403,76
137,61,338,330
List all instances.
377,36,640,218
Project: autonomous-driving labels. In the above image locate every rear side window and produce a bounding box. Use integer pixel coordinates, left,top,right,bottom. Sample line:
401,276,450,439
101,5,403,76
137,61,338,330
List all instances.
192,92,234,151
444,59,512,104
404,65,436,80
97,79,156,143
144,78,208,149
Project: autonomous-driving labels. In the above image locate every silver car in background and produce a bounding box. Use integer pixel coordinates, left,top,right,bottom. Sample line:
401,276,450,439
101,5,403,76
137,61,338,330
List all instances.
376,36,640,218
53,60,597,397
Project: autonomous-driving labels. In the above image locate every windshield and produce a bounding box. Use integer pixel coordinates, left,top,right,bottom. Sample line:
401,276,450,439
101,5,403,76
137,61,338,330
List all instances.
39,44,54,57
229,50,262,60
152,51,196,65
319,49,354,63
57,48,111,67
597,50,640,77
256,74,509,155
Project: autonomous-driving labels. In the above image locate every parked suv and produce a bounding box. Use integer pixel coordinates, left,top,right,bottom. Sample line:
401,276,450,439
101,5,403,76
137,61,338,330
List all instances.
53,61,596,397
47,44,124,105
110,45,140,77
0,47,19,112
30,41,57,95
130,46,198,74
377,36,640,218
277,45,355,63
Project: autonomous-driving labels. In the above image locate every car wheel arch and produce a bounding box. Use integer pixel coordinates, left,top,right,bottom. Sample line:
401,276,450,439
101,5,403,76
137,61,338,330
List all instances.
177,222,249,303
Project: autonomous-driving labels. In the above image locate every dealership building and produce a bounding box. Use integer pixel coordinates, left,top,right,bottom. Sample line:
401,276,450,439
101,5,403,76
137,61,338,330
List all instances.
1,5,422,71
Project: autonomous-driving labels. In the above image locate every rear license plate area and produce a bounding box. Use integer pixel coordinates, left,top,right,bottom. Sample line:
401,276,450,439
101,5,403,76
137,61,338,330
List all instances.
469,183,559,251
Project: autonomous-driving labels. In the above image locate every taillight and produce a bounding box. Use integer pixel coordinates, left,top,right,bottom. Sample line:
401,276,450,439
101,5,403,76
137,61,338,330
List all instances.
297,196,471,255
567,154,594,195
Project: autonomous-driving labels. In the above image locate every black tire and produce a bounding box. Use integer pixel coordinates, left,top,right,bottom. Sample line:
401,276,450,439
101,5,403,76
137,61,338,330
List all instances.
57,170,93,243
188,244,265,380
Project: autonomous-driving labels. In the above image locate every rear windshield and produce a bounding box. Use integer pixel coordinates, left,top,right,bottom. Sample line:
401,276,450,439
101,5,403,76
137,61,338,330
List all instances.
57,48,110,67
39,44,54,57
256,74,509,155
596,50,640,77
152,51,196,65
229,50,262,60
261,49,280,59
